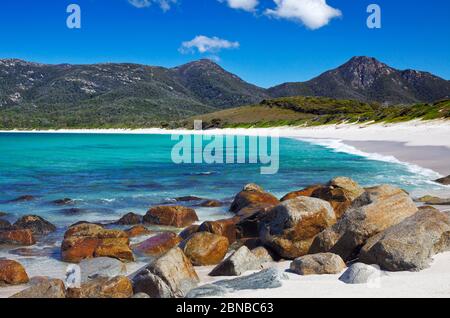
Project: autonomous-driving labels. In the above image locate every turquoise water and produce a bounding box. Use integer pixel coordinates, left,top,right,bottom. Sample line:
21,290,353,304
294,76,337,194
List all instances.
0,133,444,227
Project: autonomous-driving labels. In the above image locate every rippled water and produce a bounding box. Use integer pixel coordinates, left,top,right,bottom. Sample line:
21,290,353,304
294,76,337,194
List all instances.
0,132,445,227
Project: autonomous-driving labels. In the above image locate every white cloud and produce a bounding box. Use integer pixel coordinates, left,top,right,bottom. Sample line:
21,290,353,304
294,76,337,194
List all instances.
220,0,259,12
265,0,342,30
179,35,240,54
128,0,177,12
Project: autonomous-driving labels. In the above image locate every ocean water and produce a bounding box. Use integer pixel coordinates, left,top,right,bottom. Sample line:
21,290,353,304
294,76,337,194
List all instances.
0,132,445,227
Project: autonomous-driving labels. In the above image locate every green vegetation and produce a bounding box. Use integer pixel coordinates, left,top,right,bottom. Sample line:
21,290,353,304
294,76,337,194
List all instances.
1,94,448,130
186,97,450,129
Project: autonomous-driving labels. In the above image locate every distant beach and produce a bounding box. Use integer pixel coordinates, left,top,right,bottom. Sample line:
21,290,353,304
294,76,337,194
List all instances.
2,119,450,176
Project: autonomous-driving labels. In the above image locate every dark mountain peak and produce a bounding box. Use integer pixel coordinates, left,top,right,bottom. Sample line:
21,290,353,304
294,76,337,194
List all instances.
323,56,394,91
345,56,385,65
269,56,450,104
171,58,268,108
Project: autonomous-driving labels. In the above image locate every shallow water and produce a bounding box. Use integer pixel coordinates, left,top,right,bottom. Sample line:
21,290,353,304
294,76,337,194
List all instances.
0,132,445,226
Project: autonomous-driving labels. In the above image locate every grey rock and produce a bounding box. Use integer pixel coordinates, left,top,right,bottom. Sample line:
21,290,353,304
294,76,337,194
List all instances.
435,175,450,185
359,207,450,271
290,253,346,275
310,185,418,261
339,263,381,284
79,257,126,282
187,268,286,298
132,270,174,298
215,267,286,290
132,247,199,298
209,246,261,276
10,279,66,298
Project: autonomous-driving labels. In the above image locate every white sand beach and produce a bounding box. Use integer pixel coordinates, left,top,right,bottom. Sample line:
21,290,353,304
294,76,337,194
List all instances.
3,249,450,298
194,251,450,298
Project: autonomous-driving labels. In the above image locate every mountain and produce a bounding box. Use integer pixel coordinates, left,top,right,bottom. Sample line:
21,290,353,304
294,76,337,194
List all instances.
172,59,268,108
1,56,449,128
268,57,450,104
0,58,268,127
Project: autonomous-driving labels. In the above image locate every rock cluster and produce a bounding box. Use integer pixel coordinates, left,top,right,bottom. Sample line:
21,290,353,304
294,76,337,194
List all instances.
61,222,134,263
3,177,450,298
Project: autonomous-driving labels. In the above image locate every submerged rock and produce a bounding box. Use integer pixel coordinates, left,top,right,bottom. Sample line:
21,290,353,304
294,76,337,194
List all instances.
289,253,346,275
0,229,36,246
0,259,29,285
200,200,223,208
175,196,204,202
9,195,36,202
52,198,75,205
259,196,336,259
115,212,143,225
132,247,199,298
416,195,450,205
435,175,450,185
134,232,181,257
230,184,279,213
209,246,261,276
13,215,56,235
11,279,66,298
187,268,286,298
9,247,55,257
310,185,418,261
339,263,381,285
58,208,88,216
181,232,229,266
144,205,199,228
359,206,450,271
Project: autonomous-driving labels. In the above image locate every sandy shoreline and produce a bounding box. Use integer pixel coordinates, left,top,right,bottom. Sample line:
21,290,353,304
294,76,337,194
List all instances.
1,120,449,176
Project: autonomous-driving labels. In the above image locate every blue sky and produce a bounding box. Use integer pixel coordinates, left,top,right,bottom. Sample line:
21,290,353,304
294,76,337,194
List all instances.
0,0,449,87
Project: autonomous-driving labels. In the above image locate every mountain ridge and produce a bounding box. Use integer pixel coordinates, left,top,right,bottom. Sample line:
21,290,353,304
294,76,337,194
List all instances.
1,56,450,128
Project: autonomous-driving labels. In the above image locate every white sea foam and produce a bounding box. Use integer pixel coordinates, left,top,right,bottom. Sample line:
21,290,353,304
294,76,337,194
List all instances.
297,137,442,181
